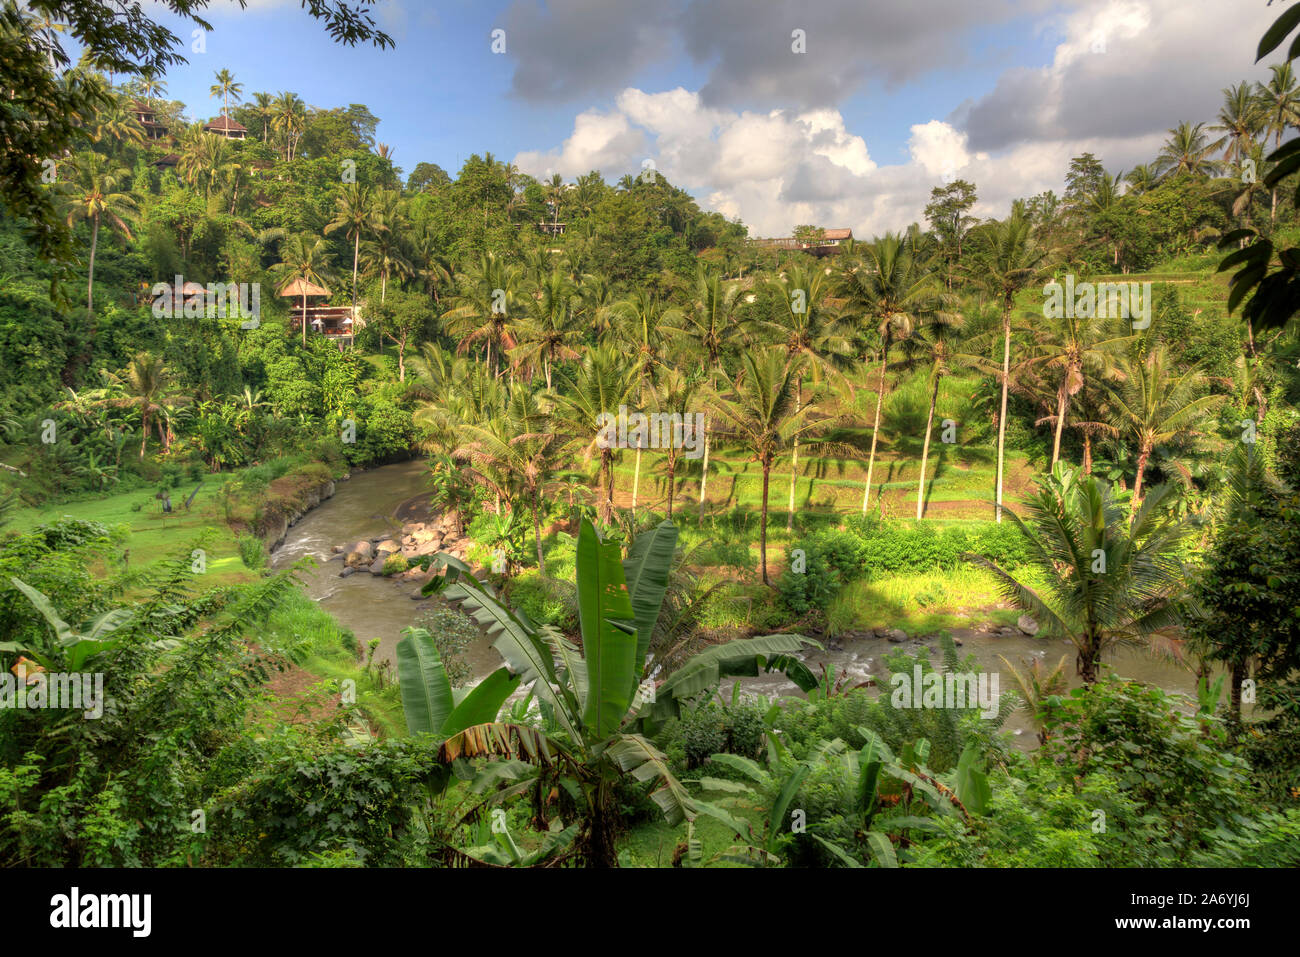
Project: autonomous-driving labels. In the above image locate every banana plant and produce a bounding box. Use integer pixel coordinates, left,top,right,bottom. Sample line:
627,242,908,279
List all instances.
3,577,136,671
413,517,817,867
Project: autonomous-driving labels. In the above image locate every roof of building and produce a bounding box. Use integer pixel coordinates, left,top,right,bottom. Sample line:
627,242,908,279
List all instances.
278,278,331,298
204,114,248,133
822,228,853,241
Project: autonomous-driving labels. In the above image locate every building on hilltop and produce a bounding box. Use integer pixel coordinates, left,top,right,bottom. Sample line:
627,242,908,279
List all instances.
203,115,248,140
749,227,853,257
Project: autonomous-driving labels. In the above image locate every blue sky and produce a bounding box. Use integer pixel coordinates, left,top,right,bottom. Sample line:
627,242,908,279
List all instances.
133,0,1282,237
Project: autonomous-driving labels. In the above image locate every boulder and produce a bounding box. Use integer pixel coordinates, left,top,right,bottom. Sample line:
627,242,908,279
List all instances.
344,550,367,568
886,628,908,643
331,544,344,554
368,556,388,575
350,541,373,563
375,539,400,555
1017,615,1039,637
339,567,356,578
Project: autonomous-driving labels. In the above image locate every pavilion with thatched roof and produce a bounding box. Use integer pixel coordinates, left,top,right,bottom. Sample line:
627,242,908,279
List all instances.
279,278,361,347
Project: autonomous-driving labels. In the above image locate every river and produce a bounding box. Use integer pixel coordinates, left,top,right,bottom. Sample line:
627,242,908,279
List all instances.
273,460,1219,743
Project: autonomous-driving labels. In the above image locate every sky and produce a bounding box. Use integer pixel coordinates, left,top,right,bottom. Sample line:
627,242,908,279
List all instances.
139,0,1282,238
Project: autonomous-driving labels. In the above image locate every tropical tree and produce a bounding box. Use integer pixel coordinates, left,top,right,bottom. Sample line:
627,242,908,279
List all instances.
898,305,967,519
324,183,383,311
967,465,1192,683
98,353,187,458
453,381,558,573
971,210,1045,522
511,271,580,389
401,518,815,866
1210,81,1265,170
997,654,1069,745
834,232,939,513
668,265,742,521
763,264,850,530
61,151,136,327
1023,309,1132,468
1256,62,1300,222
1155,121,1221,180
272,91,307,161
551,343,639,523
712,347,835,585
270,233,334,346
648,367,702,520
442,251,522,378
1105,345,1224,508
209,68,242,118
612,289,681,513
249,91,274,141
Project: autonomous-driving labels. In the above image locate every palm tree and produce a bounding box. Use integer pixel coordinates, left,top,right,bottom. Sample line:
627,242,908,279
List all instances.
209,68,243,118
92,96,146,146
763,264,850,530
1123,164,1159,196
1210,81,1265,170
551,343,639,523
99,353,187,459
453,381,558,573
612,290,681,513
998,654,1069,744
62,152,136,327
835,232,941,514
137,71,166,101
1023,309,1132,468
324,183,383,312
442,251,522,378
970,210,1044,522
1105,345,1224,509
176,126,229,201
1256,63,1300,222
712,347,827,586
359,191,411,304
270,234,334,346
250,91,275,142
511,271,580,389
649,368,702,520
544,172,567,229
272,91,307,161
967,465,1191,683
1155,121,1220,180
898,306,967,519
667,266,742,521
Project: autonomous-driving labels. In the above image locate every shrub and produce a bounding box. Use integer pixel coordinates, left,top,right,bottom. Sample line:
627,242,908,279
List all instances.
237,533,266,571
382,553,408,576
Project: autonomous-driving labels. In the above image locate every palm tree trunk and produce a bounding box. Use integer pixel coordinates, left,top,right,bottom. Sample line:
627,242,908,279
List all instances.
302,292,307,346
916,374,940,520
698,413,711,522
787,380,800,532
760,465,771,586
1051,387,1067,468
631,446,642,514
1132,444,1151,510
533,489,546,575
666,459,676,518
139,408,149,459
87,213,100,321
862,347,889,514
352,233,360,308
1083,431,1093,474
995,308,1012,523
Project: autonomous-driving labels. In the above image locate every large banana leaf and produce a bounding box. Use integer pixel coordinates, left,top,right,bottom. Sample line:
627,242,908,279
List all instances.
621,519,678,690
395,626,454,735
441,575,582,744
605,733,694,826
643,634,820,726
440,667,521,738
575,519,638,738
